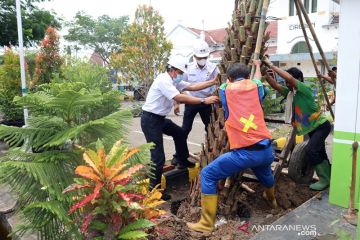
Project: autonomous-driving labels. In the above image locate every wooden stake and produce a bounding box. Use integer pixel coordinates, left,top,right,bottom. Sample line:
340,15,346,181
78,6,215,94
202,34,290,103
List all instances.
344,141,358,225
250,0,270,79
294,0,334,120
295,0,336,87
274,128,296,181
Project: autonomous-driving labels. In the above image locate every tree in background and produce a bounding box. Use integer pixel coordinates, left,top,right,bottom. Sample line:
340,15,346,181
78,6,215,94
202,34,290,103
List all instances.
111,5,172,98
0,0,60,47
54,59,112,93
65,12,129,64
49,59,122,120
32,26,63,86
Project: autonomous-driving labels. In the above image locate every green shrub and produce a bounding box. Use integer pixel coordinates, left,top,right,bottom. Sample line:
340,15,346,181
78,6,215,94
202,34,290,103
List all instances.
262,87,285,115
0,50,27,122
54,59,113,93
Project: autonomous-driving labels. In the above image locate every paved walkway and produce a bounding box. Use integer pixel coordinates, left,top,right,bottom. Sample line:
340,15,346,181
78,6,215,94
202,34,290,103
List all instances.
252,190,357,240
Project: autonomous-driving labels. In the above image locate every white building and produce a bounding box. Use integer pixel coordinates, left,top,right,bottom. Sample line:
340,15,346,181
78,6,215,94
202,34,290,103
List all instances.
166,24,226,63
268,0,340,77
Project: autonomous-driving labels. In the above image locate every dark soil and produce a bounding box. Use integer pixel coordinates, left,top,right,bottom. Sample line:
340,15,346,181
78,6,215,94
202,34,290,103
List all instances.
152,173,318,240
0,119,24,127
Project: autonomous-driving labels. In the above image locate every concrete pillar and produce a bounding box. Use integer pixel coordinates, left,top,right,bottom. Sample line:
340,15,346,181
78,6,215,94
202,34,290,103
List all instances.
328,1,360,232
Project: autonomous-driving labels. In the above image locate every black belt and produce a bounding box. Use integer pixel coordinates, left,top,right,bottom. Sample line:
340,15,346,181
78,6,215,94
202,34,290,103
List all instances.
242,143,269,151
142,111,165,119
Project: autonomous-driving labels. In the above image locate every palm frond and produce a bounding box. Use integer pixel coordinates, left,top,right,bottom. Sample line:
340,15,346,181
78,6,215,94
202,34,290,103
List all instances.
14,91,54,113
0,160,74,200
46,110,132,149
0,125,58,149
28,116,67,130
47,90,103,118
13,201,80,240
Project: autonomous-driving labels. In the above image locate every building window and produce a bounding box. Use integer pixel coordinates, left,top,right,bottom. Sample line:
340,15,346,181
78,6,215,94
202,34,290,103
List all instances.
289,0,295,16
304,0,310,13
290,0,317,16
311,0,318,13
291,41,309,54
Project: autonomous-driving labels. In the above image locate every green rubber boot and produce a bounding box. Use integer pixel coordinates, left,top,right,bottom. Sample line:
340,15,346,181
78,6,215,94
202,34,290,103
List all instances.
310,160,331,191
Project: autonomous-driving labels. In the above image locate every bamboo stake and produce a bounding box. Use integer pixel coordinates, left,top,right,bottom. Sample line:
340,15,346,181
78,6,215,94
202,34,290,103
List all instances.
295,0,336,87
250,0,269,79
344,141,358,225
294,0,334,120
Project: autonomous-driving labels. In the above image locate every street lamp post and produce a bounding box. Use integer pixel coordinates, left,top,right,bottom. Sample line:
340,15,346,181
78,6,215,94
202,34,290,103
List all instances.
15,0,29,126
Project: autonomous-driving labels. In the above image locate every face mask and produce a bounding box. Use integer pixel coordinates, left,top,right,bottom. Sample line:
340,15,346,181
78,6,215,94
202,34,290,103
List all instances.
173,74,183,83
196,59,207,67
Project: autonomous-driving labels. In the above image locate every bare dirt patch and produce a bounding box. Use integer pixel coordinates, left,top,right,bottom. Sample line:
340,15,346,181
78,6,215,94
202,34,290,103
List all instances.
152,174,317,240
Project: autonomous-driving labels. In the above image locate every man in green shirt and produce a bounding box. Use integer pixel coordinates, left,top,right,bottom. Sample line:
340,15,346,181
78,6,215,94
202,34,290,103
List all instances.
262,57,332,191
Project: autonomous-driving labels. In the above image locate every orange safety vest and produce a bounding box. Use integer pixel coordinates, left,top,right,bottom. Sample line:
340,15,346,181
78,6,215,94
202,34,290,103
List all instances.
225,80,272,150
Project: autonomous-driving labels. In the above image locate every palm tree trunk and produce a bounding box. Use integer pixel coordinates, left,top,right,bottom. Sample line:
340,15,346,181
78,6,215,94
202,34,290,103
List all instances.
189,0,270,217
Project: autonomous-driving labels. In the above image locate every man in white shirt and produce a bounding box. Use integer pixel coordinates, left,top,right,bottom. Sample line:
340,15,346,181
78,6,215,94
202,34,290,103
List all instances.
172,40,219,165
141,55,218,200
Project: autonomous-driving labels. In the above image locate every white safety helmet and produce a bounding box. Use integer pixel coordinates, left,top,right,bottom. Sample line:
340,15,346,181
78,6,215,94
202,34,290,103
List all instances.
168,55,188,73
193,39,210,58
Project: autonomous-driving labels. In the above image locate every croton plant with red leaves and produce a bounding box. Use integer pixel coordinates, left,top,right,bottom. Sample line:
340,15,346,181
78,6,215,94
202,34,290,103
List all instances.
64,140,165,239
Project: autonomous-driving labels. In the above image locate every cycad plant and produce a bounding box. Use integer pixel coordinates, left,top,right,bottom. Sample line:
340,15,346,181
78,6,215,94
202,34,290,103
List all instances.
65,140,165,240
190,0,270,216
0,85,132,239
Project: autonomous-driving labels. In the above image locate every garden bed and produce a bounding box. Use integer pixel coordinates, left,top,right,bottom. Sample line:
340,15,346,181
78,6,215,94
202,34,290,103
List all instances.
151,173,318,240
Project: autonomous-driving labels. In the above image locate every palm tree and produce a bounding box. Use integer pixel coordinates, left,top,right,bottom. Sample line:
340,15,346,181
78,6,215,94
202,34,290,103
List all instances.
0,85,132,239
189,0,270,216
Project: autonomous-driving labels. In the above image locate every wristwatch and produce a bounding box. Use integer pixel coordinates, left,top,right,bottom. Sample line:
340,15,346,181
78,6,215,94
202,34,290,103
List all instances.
200,98,205,104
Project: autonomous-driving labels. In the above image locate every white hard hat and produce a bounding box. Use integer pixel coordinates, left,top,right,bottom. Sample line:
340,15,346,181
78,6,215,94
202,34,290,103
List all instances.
168,55,187,73
193,39,210,58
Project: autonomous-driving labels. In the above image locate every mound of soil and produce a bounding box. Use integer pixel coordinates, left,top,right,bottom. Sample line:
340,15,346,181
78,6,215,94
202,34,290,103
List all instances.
156,173,318,240
148,215,192,240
